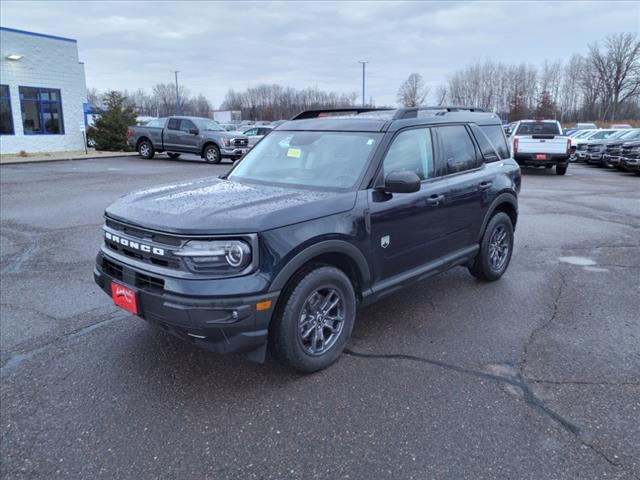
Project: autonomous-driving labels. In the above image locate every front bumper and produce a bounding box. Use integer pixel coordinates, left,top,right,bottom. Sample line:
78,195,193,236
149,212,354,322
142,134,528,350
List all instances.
622,157,640,171
515,153,569,167
94,251,279,359
221,147,248,159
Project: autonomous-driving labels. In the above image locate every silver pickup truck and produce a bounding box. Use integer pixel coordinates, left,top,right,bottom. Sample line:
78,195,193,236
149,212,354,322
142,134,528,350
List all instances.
508,120,571,175
127,116,249,163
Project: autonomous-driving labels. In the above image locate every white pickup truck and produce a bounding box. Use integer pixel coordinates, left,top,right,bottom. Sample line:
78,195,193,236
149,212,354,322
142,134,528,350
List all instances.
508,120,571,175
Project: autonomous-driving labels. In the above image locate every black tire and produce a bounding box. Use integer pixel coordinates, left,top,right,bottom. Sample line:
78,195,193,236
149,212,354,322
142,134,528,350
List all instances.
469,212,514,282
167,152,181,159
270,266,356,373
556,164,568,175
138,139,154,159
203,144,221,164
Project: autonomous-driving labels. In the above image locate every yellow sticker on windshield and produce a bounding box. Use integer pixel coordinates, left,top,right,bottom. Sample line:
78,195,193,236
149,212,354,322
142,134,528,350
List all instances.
287,148,302,158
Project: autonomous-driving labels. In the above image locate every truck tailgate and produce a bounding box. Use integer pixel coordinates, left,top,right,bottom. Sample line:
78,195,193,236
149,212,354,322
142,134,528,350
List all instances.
517,136,567,154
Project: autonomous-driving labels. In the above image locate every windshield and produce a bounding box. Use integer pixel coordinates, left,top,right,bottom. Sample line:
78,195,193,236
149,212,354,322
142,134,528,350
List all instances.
516,122,561,135
589,130,617,140
198,119,224,131
228,131,382,189
572,130,593,139
619,129,640,140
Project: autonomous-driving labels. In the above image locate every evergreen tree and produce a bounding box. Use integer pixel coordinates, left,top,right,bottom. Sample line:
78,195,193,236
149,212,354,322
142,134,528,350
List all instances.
535,90,556,119
91,91,138,151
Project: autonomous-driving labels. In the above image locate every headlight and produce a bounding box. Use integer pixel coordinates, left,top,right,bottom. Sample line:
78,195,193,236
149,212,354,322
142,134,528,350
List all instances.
175,240,251,273
221,138,231,147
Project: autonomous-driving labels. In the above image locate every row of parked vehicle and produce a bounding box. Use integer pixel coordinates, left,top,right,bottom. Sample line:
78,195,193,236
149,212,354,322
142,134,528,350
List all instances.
567,126,640,176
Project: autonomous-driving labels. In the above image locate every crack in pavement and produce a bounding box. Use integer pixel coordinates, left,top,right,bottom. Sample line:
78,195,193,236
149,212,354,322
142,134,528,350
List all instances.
0,311,126,379
526,378,640,387
519,271,566,373
343,348,621,468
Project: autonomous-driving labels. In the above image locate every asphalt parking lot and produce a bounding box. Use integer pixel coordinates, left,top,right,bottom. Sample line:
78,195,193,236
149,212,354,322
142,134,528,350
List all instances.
1,155,639,479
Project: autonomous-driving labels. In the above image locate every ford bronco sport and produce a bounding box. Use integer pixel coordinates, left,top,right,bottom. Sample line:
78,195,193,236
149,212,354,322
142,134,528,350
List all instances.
94,106,521,372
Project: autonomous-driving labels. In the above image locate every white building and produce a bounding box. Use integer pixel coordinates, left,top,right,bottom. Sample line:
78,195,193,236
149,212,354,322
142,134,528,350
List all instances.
0,26,88,155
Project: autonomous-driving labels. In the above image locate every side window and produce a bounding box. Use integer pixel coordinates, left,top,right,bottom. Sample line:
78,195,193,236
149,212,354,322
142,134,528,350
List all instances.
244,128,257,136
167,118,180,130
179,119,196,132
436,125,479,174
0,85,14,135
471,124,510,162
383,128,433,180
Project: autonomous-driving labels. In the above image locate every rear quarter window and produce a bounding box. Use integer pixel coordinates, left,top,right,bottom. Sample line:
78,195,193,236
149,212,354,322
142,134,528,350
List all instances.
474,125,510,161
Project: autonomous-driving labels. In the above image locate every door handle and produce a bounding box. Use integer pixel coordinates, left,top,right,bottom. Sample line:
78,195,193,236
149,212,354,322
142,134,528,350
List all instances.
427,194,444,206
478,181,492,191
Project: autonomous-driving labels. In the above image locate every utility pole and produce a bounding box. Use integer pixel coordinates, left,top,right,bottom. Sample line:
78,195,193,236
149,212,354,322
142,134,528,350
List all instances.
358,61,368,108
172,70,181,115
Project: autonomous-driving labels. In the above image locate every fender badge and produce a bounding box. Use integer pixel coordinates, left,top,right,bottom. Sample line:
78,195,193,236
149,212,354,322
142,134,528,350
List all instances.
381,235,390,248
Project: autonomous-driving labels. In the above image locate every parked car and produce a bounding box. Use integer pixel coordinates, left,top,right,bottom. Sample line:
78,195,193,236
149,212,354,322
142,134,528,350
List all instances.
620,140,640,175
219,123,242,132
127,116,249,163
507,119,570,174
605,129,640,168
95,106,521,372
575,122,598,130
242,125,275,147
584,129,629,166
574,129,620,162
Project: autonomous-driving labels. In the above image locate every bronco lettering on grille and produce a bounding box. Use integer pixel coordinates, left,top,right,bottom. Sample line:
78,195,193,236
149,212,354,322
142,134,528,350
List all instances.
105,231,165,256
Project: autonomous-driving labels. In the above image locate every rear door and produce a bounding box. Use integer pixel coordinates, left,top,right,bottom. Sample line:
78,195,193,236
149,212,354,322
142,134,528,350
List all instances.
431,124,487,252
163,118,182,151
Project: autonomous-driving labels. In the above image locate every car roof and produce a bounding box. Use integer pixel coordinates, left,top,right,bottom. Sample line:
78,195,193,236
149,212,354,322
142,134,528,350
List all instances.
277,107,503,133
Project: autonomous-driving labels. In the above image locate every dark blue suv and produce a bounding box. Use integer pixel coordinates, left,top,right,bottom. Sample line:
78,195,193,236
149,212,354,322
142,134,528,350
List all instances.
94,107,521,372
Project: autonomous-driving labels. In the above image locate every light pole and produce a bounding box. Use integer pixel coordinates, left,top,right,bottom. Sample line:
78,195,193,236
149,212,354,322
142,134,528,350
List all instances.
358,61,368,108
172,70,181,115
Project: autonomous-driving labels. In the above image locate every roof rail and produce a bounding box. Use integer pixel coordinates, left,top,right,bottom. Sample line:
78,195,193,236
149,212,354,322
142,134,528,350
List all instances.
393,106,486,120
290,107,394,121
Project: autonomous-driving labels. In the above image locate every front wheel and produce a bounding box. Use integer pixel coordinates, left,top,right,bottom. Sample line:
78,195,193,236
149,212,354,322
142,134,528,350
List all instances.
138,140,154,159
556,164,568,175
469,212,514,282
167,152,181,159
203,144,221,164
270,266,356,373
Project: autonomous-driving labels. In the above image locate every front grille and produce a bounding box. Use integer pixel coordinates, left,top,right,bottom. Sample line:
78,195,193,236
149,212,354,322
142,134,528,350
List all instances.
587,145,600,152
102,257,123,281
577,144,588,151
104,239,181,269
105,218,181,246
136,272,165,291
232,138,248,147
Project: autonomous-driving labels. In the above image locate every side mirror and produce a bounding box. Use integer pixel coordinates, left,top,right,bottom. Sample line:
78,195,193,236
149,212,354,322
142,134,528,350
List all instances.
384,170,421,193
189,128,199,135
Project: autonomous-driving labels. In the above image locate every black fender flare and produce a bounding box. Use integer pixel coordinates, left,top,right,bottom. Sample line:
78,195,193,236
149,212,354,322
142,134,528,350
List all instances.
478,192,518,241
268,240,371,292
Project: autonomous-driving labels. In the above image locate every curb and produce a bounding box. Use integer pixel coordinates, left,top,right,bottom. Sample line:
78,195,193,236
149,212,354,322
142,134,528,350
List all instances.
0,152,137,165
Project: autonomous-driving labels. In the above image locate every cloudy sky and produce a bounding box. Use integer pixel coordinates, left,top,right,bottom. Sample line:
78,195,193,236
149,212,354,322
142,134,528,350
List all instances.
1,1,638,106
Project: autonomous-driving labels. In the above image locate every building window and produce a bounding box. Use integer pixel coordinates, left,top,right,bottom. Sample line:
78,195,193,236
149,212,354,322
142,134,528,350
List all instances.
19,86,64,135
0,85,14,135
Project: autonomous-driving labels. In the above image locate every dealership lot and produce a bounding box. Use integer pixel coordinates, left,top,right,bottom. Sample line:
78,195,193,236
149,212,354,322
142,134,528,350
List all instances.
1,157,639,479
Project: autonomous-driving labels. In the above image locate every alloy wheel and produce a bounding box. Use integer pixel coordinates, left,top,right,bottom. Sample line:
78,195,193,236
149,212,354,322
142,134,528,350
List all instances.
298,288,345,356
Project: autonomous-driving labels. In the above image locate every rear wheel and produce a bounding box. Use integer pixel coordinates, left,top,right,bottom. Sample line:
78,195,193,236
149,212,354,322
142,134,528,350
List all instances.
138,140,154,159
556,164,568,175
204,144,221,164
469,212,514,282
167,152,181,159
270,266,356,373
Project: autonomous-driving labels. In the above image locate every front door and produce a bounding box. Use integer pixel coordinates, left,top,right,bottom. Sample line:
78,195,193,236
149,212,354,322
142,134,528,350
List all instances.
369,127,452,282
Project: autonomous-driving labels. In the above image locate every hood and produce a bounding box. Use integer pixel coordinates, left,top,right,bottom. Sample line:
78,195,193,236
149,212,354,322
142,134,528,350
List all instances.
622,140,640,148
105,178,357,235
212,130,247,140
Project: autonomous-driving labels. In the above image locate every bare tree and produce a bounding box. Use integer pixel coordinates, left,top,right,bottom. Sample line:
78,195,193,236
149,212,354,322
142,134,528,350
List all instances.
435,85,448,106
588,33,640,121
397,73,428,107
